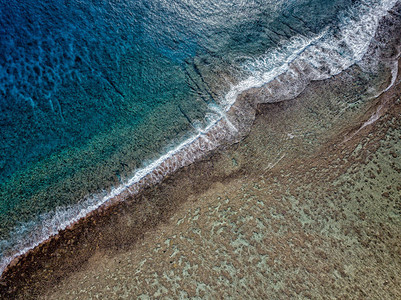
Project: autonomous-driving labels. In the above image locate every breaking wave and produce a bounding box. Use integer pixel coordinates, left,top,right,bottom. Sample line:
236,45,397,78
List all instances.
1,0,400,276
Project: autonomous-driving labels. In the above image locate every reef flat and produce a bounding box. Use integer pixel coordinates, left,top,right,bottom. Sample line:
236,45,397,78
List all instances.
2,44,401,300
1,1,401,299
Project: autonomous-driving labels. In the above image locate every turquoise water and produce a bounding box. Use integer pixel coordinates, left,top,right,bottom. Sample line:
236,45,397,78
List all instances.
0,0,397,273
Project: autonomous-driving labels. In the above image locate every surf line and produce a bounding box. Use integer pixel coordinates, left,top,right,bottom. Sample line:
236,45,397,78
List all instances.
1,0,400,277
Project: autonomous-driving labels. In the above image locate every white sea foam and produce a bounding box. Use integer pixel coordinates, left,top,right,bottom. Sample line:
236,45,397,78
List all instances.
1,0,399,277
234,0,399,105
372,54,400,98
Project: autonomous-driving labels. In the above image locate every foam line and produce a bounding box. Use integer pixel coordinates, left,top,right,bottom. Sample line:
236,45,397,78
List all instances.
1,0,400,277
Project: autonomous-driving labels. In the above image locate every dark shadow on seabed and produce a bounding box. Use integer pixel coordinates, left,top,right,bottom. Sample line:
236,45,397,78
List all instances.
0,0,357,263
2,65,401,299
1,2,401,299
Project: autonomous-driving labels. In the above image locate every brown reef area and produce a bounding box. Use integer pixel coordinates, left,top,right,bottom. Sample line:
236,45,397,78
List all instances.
1,6,401,299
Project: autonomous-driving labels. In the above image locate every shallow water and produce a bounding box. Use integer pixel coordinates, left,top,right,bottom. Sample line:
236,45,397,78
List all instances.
13,42,401,300
0,0,398,275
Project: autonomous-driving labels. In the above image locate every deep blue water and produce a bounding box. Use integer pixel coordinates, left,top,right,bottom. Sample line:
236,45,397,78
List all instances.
0,0,395,273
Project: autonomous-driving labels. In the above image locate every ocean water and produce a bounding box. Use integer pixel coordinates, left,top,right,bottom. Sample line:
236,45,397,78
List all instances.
0,0,398,274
